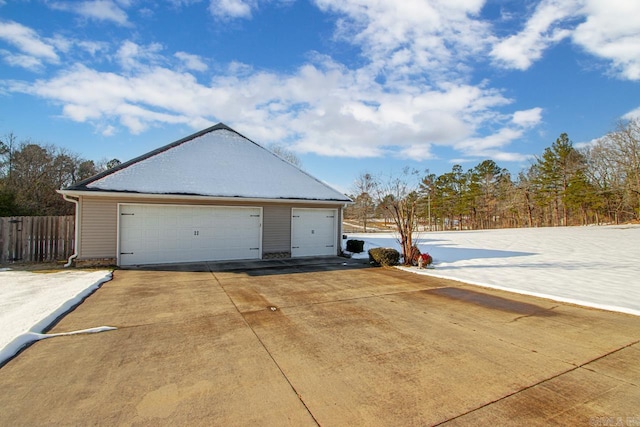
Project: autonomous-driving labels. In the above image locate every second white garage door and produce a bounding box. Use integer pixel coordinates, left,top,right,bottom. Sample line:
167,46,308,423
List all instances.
118,204,262,266
291,208,338,257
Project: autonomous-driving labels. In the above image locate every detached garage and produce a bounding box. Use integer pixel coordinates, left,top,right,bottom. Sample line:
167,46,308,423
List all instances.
58,124,351,267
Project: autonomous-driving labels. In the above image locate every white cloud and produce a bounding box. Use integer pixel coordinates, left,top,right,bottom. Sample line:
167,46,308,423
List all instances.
100,124,117,136
168,0,204,6
490,0,640,81
490,151,534,162
0,21,114,71
0,50,45,71
115,41,164,70
574,137,603,150
450,110,545,162
0,20,59,63
206,0,291,19
623,107,640,121
398,144,435,161
209,0,256,19
2,0,639,168
49,1,130,26
572,0,640,80
456,127,523,151
490,0,578,70
175,51,208,72
512,107,543,128
8,55,519,160
2,2,546,163
314,0,491,79
76,40,110,56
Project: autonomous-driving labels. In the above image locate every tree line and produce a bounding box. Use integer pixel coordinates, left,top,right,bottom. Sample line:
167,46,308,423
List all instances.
347,119,640,233
0,133,120,216
3,118,639,228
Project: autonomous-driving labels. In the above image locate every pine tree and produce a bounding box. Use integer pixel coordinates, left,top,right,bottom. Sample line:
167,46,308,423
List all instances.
535,133,585,226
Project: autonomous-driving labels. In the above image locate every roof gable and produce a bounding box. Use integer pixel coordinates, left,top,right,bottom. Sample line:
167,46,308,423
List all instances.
66,123,351,203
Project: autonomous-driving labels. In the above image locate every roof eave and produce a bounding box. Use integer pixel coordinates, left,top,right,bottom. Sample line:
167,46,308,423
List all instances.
57,189,353,205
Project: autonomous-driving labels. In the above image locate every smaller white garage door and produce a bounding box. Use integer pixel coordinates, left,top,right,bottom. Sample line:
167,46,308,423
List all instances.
291,208,338,257
119,204,262,266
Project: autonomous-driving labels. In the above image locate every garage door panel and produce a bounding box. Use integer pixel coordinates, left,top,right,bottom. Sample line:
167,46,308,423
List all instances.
291,208,337,257
158,229,178,244
119,205,262,266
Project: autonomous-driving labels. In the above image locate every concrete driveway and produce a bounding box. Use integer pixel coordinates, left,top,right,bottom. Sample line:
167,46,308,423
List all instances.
1,258,639,426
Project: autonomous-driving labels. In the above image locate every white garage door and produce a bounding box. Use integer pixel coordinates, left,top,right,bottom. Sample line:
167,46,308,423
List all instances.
291,208,338,257
118,204,262,266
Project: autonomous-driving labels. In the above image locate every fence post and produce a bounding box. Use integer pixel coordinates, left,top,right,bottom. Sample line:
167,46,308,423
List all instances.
17,216,24,262
0,218,7,263
24,216,32,262
53,216,59,261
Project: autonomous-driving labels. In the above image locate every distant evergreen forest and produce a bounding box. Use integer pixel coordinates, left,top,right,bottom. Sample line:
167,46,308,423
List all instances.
345,119,640,229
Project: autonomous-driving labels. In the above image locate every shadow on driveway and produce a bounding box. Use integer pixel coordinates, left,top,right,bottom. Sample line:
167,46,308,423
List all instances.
122,256,372,276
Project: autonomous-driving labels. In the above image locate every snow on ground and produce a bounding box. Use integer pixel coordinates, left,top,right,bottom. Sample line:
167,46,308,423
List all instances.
345,225,640,316
0,269,113,366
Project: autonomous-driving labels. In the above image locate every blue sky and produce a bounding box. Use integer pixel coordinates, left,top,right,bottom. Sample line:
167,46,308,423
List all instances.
1,0,639,194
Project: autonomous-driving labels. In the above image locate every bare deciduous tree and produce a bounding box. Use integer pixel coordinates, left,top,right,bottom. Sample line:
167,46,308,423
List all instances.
351,172,376,232
374,168,422,265
268,143,303,169
607,119,640,219
1,134,100,216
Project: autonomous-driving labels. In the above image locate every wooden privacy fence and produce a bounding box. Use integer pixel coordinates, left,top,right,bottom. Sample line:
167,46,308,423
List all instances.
0,216,75,264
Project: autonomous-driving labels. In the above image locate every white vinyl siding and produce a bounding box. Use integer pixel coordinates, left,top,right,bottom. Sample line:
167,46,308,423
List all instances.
79,198,118,259
262,206,291,255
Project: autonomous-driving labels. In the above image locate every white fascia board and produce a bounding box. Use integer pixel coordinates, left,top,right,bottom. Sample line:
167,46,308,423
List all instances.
57,189,352,205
